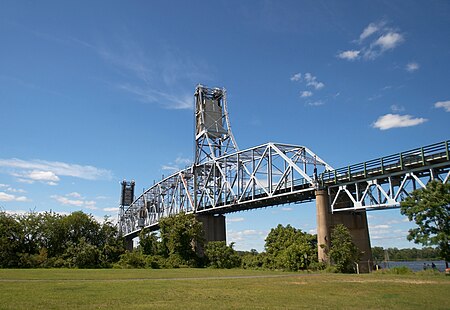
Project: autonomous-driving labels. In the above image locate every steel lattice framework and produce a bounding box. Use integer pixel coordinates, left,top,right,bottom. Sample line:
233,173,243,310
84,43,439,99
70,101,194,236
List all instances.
119,142,332,237
321,141,450,212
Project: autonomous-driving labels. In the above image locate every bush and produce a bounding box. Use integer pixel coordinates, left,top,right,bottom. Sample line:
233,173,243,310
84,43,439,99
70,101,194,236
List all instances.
117,251,147,268
375,266,413,275
205,241,241,269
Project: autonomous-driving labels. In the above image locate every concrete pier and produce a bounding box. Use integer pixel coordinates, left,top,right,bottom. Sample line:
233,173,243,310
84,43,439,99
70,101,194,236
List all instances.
315,190,372,272
196,214,226,243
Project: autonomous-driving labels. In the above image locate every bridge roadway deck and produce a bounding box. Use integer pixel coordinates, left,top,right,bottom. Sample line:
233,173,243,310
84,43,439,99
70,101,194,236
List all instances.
120,140,450,238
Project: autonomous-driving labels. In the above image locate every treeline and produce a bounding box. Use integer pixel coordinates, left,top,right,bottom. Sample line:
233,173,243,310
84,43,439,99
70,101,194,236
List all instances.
0,211,124,268
1,210,361,272
372,246,440,262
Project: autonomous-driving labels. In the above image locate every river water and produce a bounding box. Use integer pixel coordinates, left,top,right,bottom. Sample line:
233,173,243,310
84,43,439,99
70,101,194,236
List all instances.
379,260,447,272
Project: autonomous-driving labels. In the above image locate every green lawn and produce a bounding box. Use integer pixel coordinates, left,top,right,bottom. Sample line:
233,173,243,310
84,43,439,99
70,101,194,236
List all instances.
0,269,448,309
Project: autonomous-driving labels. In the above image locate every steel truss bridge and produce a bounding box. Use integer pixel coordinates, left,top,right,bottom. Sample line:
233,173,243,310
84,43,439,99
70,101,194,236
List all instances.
118,85,450,239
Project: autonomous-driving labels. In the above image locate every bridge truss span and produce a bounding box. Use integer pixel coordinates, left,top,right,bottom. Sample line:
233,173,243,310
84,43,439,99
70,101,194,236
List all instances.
119,142,333,237
322,140,450,212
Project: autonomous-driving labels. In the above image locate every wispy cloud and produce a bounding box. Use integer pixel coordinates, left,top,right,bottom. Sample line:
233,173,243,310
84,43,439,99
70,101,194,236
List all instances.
290,73,301,81
17,25,208,110
103,207,119,212
281,207,293,211
291,72,327,106
372,114,427,130
162,156,192,172
304,73,325,90
0,158,112,185
307,101,324,107
337,50,360,61
390,104,405,112
0,192,30,202
300,91,313,98
87,41,209,110
434,100,450,112
406,62,419,72
51,194,97,210
338,21,404,61
227,217,245,223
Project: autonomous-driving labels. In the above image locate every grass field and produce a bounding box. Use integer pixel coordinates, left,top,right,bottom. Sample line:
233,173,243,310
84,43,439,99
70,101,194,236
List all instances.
0,269,449,309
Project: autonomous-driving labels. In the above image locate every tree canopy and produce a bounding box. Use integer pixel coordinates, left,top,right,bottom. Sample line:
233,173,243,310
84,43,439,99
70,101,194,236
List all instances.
0,211,124,268
400,180,450,266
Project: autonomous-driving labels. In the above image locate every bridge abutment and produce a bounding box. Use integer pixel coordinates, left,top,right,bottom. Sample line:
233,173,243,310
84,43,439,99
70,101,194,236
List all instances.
315,190,373,273
196,214,226,243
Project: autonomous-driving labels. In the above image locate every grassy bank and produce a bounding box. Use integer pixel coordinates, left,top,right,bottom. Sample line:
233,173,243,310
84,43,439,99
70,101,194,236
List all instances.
0,269,448,309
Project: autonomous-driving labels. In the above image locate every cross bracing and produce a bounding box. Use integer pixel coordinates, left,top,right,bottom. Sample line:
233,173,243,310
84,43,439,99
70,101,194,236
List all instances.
119,142,333,237
322,140,450,212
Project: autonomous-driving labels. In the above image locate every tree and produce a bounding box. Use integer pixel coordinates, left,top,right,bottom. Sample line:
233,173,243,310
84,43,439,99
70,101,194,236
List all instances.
264,224,317,271
205,241,241,269
159,212,204,266
400,180,450,268
329,224,360,273
139,230,159,256
0,212,23,267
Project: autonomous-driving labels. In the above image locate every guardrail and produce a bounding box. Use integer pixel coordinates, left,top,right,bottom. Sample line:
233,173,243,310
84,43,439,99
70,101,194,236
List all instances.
319,140,450,186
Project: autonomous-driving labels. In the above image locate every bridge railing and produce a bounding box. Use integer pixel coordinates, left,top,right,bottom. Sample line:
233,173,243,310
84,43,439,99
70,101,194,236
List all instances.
319,140,449,186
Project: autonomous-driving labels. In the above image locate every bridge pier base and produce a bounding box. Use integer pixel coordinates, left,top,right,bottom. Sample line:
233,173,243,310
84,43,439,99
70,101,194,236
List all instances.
196,214,226,243
316,190,373,273
125,237,134,252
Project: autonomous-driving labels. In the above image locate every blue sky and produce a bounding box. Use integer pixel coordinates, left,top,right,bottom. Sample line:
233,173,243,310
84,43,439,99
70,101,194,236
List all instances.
1,1,449,251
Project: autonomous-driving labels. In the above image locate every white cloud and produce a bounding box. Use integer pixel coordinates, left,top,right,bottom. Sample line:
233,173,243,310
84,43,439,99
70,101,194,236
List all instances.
369,224,390,229
118,84,193,110
0,191,29,202
290,73,301,81
337,50,360,60
406,62,419,72
162,156,192,172
51,194,97,210
304,73,325,90
0,158,112,184
300,91,313,98
27,170,60,182
307,101,324,107
390,104,405,112
103,207,119,212
372,114,428,130
339,21,404,61
374,32,404,51
0,192,16,201
434,100,450,112
281,207,293,211
67,192,82,198
359,22,381,41
227,217,245,223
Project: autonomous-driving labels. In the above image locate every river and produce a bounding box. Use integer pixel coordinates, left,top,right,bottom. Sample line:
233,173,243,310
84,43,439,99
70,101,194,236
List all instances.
379,260,447,272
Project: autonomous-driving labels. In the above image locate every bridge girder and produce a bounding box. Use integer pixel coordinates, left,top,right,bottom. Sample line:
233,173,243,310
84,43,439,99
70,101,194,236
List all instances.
119,142,333,237
324,141,450,212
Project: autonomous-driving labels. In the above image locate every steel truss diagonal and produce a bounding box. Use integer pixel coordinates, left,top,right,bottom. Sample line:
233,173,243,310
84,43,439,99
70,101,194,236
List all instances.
324,141,450,212
119,143,332,237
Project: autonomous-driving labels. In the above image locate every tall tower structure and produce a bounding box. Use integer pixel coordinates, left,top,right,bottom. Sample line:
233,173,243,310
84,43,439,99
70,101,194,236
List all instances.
194,85,238,164
118,180,135,236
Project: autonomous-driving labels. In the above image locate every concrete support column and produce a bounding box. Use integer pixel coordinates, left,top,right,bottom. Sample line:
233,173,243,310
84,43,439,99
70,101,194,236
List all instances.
315,190,331,263
331,211,372,273
125,237,134,252
196,214,226,243
315,189,373,273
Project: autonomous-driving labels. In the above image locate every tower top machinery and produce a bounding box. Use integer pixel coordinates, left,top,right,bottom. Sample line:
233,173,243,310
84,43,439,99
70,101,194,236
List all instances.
194,85,238,165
